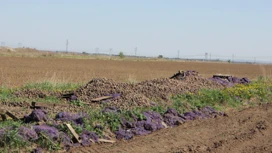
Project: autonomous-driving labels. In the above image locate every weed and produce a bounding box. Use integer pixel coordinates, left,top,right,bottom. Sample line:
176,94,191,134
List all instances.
70,100,84,106
21,81,80,92
36,133,61,151
150,104,167,115
0,121,28,152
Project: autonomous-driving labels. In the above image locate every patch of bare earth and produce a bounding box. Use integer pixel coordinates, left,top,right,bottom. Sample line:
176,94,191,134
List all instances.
68,103,272,153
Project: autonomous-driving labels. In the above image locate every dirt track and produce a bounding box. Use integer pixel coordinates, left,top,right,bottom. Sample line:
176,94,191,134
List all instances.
69,103,272,153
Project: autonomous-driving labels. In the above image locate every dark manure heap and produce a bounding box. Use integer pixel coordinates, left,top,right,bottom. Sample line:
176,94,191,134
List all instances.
74,70,226,109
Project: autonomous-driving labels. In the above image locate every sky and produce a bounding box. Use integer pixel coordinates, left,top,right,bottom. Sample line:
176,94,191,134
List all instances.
0,0,272,61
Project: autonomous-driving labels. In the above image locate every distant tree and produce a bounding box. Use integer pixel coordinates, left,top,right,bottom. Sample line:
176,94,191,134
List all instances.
158,55,163,58
119,51,125,58
227,59,231,63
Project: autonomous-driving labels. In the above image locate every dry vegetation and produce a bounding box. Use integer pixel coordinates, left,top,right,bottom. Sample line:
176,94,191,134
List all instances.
1,55,272,87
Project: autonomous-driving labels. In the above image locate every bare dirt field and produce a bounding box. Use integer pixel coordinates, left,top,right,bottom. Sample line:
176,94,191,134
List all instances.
69,103,272,153
1,56,272,87
1,55,272,153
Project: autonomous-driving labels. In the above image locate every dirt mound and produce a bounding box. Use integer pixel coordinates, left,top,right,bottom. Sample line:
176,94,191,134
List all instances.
71,103,272,153
137,76,222,100
74,73,223,109
75,76,223,109
75,78,151,109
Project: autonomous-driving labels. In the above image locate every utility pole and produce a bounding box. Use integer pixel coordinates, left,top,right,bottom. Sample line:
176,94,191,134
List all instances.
134,47,137,57
95,48,99,54
178,50,180,59
209,53,211,61
232,54,234,63
66,39,69,52
109,48,112,56
205,53,208,61
109,48,112,59
254,57,256,64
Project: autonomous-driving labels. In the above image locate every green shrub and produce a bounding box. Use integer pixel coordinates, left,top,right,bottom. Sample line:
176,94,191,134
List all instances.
119,52,125,59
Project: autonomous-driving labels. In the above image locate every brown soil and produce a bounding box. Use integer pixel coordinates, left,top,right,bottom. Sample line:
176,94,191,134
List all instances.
75,76,223,109
68,103,272,153
13,89,62,99
1,56,272,87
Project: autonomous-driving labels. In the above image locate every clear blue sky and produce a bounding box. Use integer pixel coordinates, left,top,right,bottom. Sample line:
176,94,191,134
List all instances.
1,0,272,61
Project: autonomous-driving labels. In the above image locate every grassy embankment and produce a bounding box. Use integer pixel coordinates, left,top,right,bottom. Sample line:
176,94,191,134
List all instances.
0,77,271,152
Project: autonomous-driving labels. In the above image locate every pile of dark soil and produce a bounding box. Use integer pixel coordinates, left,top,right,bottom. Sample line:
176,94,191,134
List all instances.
74,72,223,109
75,78,151,109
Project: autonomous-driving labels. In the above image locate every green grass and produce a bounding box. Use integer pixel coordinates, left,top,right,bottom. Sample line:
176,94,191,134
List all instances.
171,77,272,112
0,121,29,153
0,87,14,102
20,81,81,92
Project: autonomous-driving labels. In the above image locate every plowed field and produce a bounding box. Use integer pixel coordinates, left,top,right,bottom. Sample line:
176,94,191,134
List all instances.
69,103,272,153
0,56,272,87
